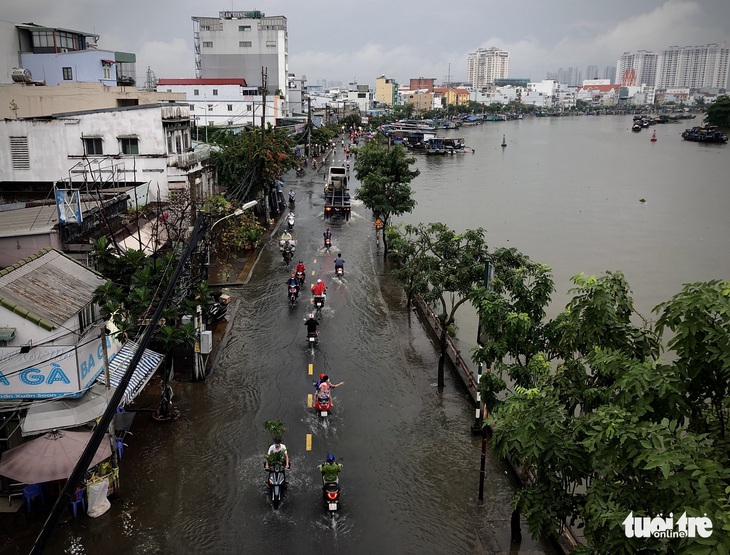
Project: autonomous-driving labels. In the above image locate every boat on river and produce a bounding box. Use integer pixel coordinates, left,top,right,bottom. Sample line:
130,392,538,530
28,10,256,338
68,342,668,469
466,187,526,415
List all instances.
681,125,728,144
423,137,466,155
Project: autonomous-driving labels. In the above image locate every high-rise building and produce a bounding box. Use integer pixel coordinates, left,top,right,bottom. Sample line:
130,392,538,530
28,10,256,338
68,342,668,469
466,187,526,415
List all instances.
656,43,730,89
192,10,288,100
467,47,510,88
375,75,399,107
585,65,599,80
603,66,616,83
616,50,658,87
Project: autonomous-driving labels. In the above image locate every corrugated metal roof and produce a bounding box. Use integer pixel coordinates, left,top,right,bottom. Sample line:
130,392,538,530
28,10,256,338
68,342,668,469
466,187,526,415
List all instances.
157,78,248,86
0,249,105,330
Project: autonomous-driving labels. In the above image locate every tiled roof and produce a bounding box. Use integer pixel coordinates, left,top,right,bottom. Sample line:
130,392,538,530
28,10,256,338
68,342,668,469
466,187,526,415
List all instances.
0,249,105,330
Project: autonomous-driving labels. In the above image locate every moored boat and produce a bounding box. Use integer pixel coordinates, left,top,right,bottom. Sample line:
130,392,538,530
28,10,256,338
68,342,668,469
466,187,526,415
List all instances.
681,125,728,144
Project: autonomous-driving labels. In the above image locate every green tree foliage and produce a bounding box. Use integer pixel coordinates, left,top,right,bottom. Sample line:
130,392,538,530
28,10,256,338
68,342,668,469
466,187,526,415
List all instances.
471,248,555,402
353,137,419,256
201,195,264,263
704,95,730,127
210,126,299,204
387,223,489,388
476,269,730,553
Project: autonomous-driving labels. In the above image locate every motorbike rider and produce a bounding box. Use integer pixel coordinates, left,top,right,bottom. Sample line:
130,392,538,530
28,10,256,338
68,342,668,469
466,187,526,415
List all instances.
311,278,326,299
288,190,296,203
317,374,344,397
304,313,320,336
295,260,306,278
323,228,332,247
287,273,300,295
318,453,343,483
265,436,290,470
334,253,345,274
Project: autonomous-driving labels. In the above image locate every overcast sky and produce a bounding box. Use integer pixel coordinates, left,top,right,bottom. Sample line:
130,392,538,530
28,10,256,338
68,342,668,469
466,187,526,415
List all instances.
3,0,729,86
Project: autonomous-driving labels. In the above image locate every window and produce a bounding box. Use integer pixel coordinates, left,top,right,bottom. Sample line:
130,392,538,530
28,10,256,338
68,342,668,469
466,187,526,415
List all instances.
84,138,103,155
102,65,111,79
62,67,73,80
167,135,173,154
208,104,213,111
194,89,199,96
175,136,182,154
120,137,139,155
213,89,218,96
78,304,97,335
227,104,233,111
203,41,213,48
10,136,30,170
183,132,190,150
239,41,252,48
266,41,276,48
239,25,251,31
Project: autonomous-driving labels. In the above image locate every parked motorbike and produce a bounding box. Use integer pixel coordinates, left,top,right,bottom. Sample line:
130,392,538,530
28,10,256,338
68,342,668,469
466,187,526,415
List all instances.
322,476,341,513
207,292,229,324
287,212,295,230
314,391,332,418
266,464,287,509
288,285,299,307
295,270,306,288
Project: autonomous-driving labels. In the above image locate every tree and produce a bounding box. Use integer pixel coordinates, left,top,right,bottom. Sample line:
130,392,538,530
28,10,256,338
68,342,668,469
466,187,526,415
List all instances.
705,95,730,128
353,137,419,256
480,271,730,553
388,223,490,388
210,126,299,205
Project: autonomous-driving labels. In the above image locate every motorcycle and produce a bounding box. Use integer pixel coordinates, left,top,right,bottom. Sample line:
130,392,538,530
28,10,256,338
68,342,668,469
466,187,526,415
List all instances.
288,285,299,307
296,167,305,178
307,331,319,352
288,192,296,208
295,270,306,288
324,237,332,250
266,464,287,509
312,159,317,170
287,212,295,230
313,295,326,312
282,248,293,265
207,292,229,324
335,266,344,278
322,476,341,513
314,390,332,418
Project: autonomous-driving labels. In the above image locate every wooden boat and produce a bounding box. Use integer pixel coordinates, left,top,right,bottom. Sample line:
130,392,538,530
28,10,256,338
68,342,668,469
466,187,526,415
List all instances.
681,125,728,144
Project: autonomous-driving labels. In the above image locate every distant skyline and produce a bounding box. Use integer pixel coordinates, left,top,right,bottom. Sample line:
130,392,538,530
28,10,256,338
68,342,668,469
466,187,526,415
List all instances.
2,0,729,87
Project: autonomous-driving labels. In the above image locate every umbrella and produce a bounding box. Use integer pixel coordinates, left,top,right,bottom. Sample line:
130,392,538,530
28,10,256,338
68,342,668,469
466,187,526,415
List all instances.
0,429,112,483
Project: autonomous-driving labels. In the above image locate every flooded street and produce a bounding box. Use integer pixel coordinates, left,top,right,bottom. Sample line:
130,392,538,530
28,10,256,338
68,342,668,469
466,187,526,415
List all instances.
8,144,554,554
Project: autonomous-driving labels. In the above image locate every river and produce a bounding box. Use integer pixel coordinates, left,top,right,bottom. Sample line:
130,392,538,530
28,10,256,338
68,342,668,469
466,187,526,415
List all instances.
401,114,730,356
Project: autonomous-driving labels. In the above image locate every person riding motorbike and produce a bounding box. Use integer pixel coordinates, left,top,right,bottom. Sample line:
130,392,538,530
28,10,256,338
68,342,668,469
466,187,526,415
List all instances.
317,374,344,397
304,313,320,336
311,278,326,298
287,273,300,295
288,190,296,205
295,260,306,275
265,436,290,470
318,453,343,483
334,253,345,274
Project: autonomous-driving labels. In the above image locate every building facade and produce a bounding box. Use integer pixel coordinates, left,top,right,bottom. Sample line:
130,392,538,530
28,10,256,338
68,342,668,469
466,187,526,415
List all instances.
616,50,658,87
656,43,730,89
467,47,510,88
374,75,398,107
0,20,136,87
192,11,288,102
156,78,281,130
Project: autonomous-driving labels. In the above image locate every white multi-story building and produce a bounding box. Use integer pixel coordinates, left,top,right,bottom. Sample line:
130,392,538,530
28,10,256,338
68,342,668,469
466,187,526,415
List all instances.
616,50,658,87
467,47,510,88
156,78,282,130
656,43,730,89
0,104,212,203
192,10,288,103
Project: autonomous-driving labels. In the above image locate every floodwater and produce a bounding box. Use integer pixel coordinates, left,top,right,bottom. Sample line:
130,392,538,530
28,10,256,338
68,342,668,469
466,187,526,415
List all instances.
7,114,728,554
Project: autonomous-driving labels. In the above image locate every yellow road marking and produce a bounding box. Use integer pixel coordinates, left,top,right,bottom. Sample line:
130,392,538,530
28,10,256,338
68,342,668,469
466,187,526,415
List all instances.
308,363,313,375
313,259,317,264
306,434,312,451
311,270,315,275
307,393,313,408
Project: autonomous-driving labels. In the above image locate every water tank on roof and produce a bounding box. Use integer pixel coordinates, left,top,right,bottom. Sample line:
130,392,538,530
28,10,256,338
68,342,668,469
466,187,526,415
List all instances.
11,68,32,83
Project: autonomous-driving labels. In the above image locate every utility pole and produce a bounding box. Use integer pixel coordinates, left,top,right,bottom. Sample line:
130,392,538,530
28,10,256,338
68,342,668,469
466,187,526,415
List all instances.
307,97,312,159
477,261,494,502
261,66,267,131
